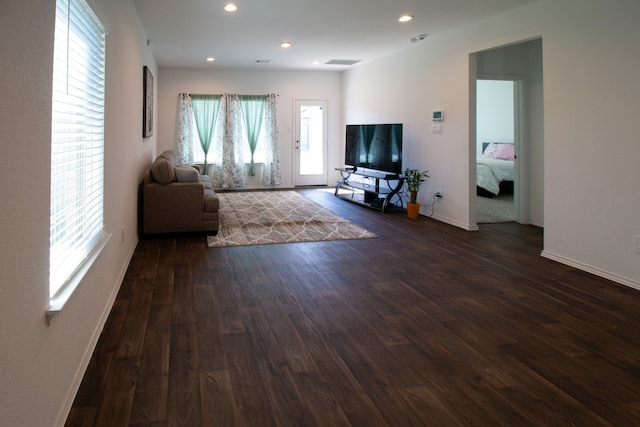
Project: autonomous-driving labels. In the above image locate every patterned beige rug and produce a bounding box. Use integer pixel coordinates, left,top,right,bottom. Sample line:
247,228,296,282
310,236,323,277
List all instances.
207,191,377,248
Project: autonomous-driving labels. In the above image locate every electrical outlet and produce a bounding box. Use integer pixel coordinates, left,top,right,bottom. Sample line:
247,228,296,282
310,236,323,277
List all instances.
634,235,640,254
435,189,443,198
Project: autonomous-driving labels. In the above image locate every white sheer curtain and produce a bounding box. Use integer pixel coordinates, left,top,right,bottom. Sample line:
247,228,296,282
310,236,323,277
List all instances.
210,94,247,188
174,92,280,188
262,93,281,186
174,93,194,164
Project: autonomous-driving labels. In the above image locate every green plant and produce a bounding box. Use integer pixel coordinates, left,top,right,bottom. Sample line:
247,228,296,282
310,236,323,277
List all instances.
403,168,429,204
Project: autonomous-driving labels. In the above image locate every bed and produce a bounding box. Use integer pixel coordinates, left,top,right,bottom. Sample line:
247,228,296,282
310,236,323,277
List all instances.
477,142,514,197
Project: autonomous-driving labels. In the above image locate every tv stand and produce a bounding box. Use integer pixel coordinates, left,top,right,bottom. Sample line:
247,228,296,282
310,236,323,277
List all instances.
334,168,404,213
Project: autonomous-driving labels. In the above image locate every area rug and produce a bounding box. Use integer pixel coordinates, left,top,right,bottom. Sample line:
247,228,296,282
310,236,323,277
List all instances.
207,191,377,248
477,194,514,223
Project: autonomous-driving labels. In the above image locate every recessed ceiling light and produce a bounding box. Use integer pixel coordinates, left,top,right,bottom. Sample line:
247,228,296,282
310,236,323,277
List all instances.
224,3,237,12
206,57,215,62
312,61,320,65
399,14,413,23
280,42,292,48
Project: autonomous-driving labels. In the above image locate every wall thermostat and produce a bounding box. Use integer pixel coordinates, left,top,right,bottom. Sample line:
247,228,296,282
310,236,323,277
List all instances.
432,110,444,121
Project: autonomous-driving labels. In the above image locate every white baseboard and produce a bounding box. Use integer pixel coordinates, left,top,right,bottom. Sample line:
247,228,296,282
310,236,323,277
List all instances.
541,250,640,291
54,239,138,427
429,213,479,231
530,219,544,228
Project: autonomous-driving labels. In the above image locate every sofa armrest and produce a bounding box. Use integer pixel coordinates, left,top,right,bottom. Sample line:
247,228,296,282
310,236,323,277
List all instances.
143,182,207,233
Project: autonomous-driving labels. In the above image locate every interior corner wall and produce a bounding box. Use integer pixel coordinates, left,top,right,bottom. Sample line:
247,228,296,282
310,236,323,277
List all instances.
342,0,640,286
0,0,157,426
156,68,343,188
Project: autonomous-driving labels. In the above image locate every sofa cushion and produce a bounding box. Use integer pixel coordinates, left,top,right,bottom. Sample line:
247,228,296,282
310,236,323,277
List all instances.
150,157,176,184
175,165,200,182
158,150,179,166
203,189,219,212
200,174,213,189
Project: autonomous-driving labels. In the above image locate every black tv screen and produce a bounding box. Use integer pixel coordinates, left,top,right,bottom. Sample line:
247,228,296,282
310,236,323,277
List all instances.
345,123,403,174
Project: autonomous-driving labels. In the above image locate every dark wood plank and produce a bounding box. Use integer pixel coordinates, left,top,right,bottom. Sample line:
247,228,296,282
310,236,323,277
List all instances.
198,370,237,427
151,240,175,306
65,188,640,427
129,304,171,424
114,279,153,358
167,321,201,427
92,357,138,427
194,284,227,372
64,406,96,427
224,331,278,426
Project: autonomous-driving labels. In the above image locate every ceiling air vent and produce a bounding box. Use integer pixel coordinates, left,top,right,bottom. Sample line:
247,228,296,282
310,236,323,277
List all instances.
324,59,362,66
256,59,271,64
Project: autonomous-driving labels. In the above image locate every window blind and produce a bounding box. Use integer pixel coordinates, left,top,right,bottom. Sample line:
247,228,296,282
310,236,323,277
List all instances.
50,0,107,299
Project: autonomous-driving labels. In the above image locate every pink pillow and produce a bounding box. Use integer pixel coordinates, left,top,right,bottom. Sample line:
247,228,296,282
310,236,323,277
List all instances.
494,143,515,161
482,143,500,158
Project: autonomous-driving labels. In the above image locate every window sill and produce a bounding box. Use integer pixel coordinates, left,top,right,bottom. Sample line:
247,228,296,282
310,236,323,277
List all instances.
46,232,112,325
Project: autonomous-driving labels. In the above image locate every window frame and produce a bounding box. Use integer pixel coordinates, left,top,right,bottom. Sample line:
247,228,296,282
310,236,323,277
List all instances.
47,0,110,324
191,96,269,165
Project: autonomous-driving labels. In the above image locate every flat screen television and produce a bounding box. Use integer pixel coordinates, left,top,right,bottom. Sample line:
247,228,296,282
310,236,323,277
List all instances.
344,123,403,174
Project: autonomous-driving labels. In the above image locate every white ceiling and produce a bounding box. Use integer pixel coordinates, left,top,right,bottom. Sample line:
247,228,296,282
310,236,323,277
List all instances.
132,0,538,71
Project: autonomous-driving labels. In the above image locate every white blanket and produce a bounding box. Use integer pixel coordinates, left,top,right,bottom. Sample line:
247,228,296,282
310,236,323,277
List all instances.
476,157,514,195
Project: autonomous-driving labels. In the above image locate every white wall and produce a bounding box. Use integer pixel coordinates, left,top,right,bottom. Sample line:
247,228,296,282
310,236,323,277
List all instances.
157,68,343,188
538,0,640,287
343,29,476,230
343,0,640,287
0,0,156,425
476,80,514,156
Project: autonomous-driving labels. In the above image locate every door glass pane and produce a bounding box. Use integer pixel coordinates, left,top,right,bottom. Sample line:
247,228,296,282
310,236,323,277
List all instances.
299,105,324,175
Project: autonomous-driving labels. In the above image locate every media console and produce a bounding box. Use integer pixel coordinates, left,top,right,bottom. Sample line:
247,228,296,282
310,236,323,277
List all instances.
334,168,404,213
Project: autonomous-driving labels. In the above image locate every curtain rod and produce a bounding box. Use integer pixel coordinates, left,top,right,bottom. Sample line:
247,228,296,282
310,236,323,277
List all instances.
181,93,279,96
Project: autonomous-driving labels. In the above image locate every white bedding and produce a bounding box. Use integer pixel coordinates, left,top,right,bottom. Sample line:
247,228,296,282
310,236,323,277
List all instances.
476,157,514,195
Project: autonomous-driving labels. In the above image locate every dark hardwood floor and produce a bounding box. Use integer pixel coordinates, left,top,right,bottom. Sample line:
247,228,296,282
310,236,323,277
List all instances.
66,188,640,426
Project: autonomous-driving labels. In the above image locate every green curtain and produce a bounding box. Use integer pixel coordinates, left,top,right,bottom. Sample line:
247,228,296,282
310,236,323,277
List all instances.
191,94,221,174
240,95,266,176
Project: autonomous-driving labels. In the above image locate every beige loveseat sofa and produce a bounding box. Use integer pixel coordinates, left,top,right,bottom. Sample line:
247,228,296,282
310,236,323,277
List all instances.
142,150,219,235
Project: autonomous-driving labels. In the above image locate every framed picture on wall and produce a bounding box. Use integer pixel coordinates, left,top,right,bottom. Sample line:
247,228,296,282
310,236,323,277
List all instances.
143,66,154,137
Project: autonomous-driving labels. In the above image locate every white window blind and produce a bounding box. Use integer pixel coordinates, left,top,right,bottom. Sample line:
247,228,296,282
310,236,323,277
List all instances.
50,0,107,300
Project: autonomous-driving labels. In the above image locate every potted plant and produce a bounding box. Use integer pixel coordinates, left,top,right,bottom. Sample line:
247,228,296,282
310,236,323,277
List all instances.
403,168,429,219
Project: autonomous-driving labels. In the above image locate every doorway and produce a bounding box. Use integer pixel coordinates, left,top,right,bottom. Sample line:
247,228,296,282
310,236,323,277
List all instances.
470,38,544,229
476,78,527,224
294,100,328,186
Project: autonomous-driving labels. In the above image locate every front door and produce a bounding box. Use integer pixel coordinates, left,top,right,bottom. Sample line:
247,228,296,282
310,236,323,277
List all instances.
294,100,327,186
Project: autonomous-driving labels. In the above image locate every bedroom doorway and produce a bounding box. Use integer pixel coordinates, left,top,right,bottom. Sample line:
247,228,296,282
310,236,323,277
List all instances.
475,77,528,224
471,37,543,229
476,79,517,223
